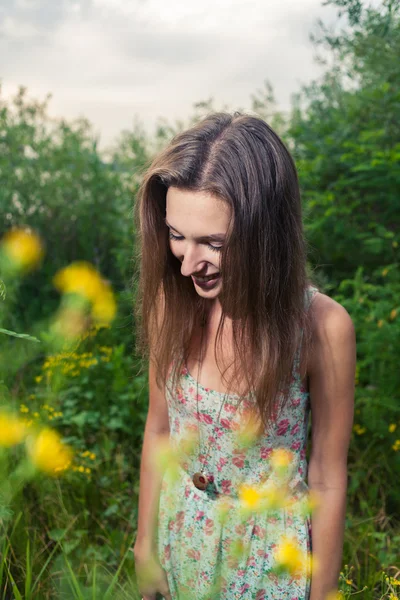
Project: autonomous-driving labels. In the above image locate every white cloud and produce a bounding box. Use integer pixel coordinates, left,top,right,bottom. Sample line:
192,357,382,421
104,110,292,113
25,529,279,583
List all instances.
0,0,339,147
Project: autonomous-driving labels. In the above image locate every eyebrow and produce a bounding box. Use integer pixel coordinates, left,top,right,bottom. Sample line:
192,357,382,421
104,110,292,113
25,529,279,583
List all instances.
164,219,226,243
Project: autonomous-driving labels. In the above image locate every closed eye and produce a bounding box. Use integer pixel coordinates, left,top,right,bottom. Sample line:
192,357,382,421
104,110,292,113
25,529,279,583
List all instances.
168,231,222,253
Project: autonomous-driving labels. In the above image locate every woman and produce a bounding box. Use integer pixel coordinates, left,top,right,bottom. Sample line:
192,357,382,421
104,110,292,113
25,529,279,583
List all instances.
133,113,356,600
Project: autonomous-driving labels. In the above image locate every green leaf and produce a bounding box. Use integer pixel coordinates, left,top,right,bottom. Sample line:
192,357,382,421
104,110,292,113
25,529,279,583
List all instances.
0,328,41,342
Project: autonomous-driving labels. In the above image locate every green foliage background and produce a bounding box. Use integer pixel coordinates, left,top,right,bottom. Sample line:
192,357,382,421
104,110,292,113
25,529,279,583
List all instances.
1,0,399,597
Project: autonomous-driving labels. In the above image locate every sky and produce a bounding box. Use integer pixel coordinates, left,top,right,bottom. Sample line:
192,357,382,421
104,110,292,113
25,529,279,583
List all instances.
0,0,340,147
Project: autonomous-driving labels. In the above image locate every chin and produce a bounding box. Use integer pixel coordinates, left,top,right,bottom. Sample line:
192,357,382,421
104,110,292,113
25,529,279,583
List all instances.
194,284,222,298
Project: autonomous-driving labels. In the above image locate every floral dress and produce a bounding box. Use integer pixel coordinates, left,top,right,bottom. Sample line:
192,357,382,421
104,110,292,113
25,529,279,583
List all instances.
157,286,318,600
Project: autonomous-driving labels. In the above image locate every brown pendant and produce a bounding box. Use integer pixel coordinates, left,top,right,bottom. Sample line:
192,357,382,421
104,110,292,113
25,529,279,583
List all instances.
192,472,209,490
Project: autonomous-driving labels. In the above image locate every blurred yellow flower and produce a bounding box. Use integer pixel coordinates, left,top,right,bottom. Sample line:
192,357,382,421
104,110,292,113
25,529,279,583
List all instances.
353,424,366,435
270,448,294,470
392,440,400,452
91,285,117,325
238,484,262,509
53,261,102,300
393,241,398,248
377,319,384,328
389,424,397,433
27,428,73,476
53,262,116,325
390,309,397,320
274,535,306,574
260,481,288,510
0,412,27,447
325,592,344,600
381,268,389,277
1,228,44,272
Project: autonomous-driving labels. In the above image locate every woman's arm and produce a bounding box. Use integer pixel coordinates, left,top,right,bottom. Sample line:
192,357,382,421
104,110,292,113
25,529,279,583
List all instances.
307,294,356,600
134,358,170,556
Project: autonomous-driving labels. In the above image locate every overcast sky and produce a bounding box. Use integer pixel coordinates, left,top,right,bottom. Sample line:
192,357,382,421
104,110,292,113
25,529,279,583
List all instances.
0,0,340,147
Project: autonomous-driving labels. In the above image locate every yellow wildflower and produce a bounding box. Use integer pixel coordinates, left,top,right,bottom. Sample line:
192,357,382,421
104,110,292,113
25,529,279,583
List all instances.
0,412,27,447
270,448,294,470
20,404,29,413
390,309,397,320
377,319,384,328
35,375,43,383
382,268,389,277
392,440,400,452
238,484,262,509
389,424,397,433
325,593,344,600
27,428,73,476
353,424,366,435
89,452,96,460
53,262,116,325
1,228,44,272
53,261,103,301
346,578,353,585
92,288,116,324
260,481,288,510
274,535,306,574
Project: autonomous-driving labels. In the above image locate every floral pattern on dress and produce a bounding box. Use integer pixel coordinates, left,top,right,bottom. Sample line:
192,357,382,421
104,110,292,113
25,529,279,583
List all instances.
157,286,317,600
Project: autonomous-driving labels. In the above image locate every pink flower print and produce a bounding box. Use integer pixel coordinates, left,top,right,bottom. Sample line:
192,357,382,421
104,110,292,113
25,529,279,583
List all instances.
187,549,201,561
291,440,301,451
235,523,246,536
188,386,195,394
239,583,250,593
195,510,205,521
185,529,193,538
195,393,203,402
164,544,171,560
291,423,300,436
196,412,213,424
260,446,272,460
291,396,301,407
224,403,237,413
204,518,214,536
232,454,245,468
220,418,231,429
256,590,266,600
253,525,266,539
176,511,184,532
237,569,246,577
217,456,228,472
231,420,241,432
267,572,279,585
168,520,175,531
232,456,244,469
277,418,290,436
220,479,232,495
177,392,187,405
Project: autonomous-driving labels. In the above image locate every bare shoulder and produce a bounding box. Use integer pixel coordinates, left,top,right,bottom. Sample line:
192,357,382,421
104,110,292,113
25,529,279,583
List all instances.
308,290,356,376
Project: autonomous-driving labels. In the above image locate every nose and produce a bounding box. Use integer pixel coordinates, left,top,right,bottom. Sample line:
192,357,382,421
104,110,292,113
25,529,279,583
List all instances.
179,243,208,277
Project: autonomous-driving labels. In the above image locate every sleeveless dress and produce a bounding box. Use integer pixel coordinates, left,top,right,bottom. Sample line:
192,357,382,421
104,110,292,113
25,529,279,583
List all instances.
157,286,318,600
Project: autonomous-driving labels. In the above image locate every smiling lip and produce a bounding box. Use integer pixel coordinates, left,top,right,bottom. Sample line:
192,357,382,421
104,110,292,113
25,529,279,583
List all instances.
191,273,221,289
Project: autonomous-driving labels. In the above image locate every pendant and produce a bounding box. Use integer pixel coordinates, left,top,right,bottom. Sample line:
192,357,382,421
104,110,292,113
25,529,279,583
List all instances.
192,471,209,490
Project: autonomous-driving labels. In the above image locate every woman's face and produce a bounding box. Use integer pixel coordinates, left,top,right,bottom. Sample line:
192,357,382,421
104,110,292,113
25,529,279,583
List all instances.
165,187,230,299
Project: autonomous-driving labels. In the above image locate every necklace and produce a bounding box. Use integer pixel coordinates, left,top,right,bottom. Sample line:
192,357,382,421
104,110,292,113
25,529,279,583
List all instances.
191,313,232,491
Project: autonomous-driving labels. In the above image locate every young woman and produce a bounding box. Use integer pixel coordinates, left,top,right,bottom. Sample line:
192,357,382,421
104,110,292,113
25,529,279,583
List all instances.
133,113,356,600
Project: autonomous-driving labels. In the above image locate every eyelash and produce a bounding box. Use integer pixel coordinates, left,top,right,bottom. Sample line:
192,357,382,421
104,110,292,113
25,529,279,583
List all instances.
168,231,222,253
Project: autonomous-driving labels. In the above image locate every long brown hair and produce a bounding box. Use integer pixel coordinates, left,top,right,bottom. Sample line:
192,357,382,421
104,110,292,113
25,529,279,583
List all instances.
134,112,317,434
